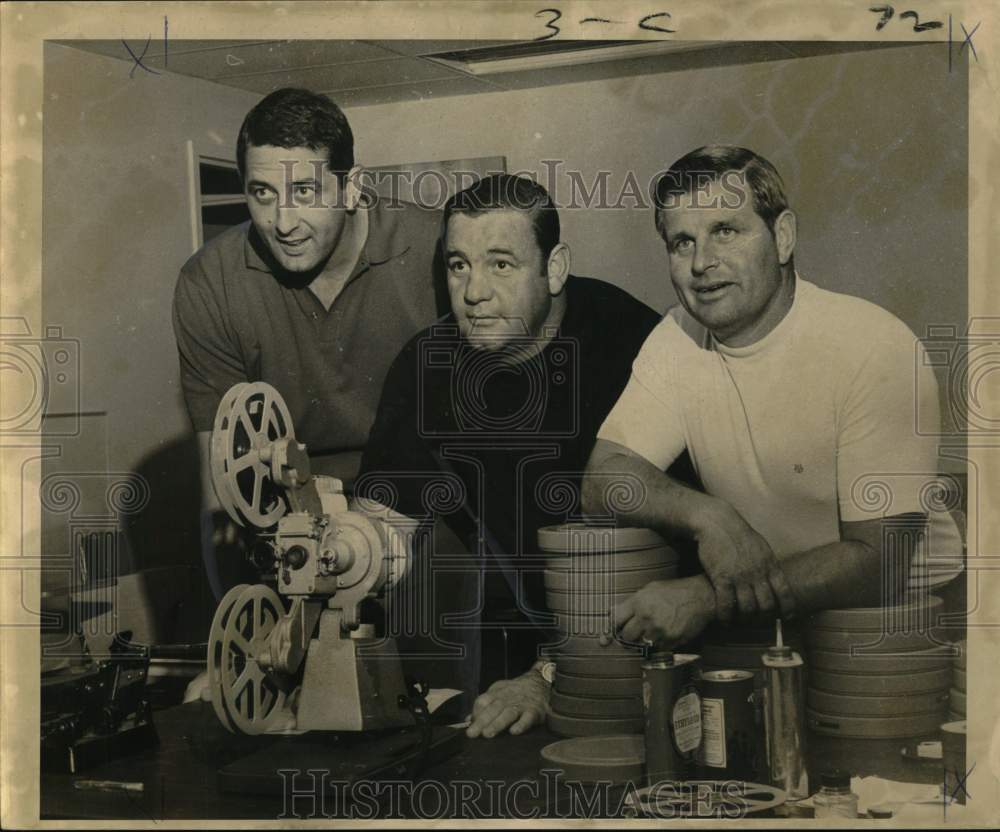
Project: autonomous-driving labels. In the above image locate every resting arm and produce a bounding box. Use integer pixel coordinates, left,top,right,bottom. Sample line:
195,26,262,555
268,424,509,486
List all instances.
783,515,918,610
582,439,795,622
612,514,922,646
582,438,715,540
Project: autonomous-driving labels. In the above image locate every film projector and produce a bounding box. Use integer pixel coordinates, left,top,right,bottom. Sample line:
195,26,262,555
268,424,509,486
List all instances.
206,381,425,737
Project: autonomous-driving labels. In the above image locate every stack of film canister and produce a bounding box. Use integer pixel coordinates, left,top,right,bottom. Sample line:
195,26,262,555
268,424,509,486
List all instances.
949,639,966,721
540,525,680,738
805,595,952,738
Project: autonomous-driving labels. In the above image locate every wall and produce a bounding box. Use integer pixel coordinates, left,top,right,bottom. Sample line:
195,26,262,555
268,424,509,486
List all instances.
348,42,967,366
40,40,968,609
41,43,261,633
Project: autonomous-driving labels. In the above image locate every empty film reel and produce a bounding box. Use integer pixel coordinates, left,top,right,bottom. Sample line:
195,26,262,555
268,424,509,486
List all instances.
807,627,947,654
808,595,943,630
551,690,644,719
539,734,645,784
807,709,943,739
544,564,677,592
556,655,643,679
806,646,953,675
547,710,645,738
808,667,952,696
554,672,643,698
537,524,670,554
806,688,949,717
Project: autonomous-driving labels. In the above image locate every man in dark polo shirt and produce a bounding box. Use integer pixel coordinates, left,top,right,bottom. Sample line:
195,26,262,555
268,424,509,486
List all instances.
172,88,445,598
357,174,685,737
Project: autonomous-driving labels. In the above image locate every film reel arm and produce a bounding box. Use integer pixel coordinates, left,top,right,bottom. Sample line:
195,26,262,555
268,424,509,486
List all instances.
260,597,325,677
262,437,324,517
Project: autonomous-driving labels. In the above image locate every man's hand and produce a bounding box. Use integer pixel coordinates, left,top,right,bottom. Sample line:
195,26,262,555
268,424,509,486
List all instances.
466,669,550,739
609,576,716,648
694,501,795,622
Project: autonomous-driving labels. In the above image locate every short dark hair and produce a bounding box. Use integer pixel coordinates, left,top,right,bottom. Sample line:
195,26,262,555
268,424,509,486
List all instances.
236,88,354,182
443,174,560,262
653,145,789,237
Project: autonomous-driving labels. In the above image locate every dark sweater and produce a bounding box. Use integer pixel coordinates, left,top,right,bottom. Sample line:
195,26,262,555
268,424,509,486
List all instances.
358,276,665,688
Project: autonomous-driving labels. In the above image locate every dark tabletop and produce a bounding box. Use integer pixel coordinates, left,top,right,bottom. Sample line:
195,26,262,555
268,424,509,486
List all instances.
39,699,948,821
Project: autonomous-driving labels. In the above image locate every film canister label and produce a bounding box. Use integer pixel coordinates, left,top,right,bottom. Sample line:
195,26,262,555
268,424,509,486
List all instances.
671,687,703,757
699,697,726,768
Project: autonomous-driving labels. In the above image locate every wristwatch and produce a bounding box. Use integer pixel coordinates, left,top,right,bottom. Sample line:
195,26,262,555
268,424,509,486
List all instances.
535,660,556,685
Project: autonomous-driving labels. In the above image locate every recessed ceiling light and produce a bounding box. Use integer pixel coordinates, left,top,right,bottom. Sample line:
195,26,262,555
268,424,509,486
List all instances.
425,40,718,75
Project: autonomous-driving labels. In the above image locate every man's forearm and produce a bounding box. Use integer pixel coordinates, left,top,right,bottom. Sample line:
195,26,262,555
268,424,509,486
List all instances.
649,539,902,638
778,538,910,616
582,447,718,541
684,538,908,624
634,532,910,641
587,440,917,626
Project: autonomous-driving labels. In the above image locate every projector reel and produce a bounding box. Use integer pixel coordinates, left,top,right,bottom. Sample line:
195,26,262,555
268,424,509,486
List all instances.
207,583,293,734
211,382,295,528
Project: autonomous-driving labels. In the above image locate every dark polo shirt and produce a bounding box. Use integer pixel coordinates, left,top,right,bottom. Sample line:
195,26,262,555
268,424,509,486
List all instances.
173,199,446,482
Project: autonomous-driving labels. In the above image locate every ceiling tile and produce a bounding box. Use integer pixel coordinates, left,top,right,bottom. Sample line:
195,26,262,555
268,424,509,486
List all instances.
367,40,515,57
329,75,502,107
775,41,917,59
50,39,144,59
481,43,791,90
140,39,401,78
221,57,458,95
52,39,277,60
54,39,908,109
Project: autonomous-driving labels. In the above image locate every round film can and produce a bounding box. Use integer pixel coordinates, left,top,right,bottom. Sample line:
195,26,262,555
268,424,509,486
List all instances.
641,653,702,785
697,669,761,782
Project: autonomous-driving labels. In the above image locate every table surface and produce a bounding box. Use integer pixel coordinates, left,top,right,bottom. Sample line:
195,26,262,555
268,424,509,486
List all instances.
39,700,947,821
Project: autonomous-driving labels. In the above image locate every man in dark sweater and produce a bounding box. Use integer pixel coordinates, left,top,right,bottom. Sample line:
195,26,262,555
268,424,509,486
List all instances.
358,174,673,737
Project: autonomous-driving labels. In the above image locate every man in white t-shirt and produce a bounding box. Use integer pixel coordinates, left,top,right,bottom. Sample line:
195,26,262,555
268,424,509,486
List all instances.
582,145,962,646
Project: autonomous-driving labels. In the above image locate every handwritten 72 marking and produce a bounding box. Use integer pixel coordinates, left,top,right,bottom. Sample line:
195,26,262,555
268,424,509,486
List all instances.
868,7,980,72
870,5,943,31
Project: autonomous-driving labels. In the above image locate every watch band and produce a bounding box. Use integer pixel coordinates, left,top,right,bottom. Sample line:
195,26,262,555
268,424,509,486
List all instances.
536,660,556,685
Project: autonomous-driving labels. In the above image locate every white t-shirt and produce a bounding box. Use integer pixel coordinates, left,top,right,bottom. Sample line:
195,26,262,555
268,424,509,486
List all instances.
598,277,962,585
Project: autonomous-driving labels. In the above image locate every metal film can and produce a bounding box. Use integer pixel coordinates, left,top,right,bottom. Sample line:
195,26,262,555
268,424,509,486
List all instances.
697,669,761,782
641,652,702,785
